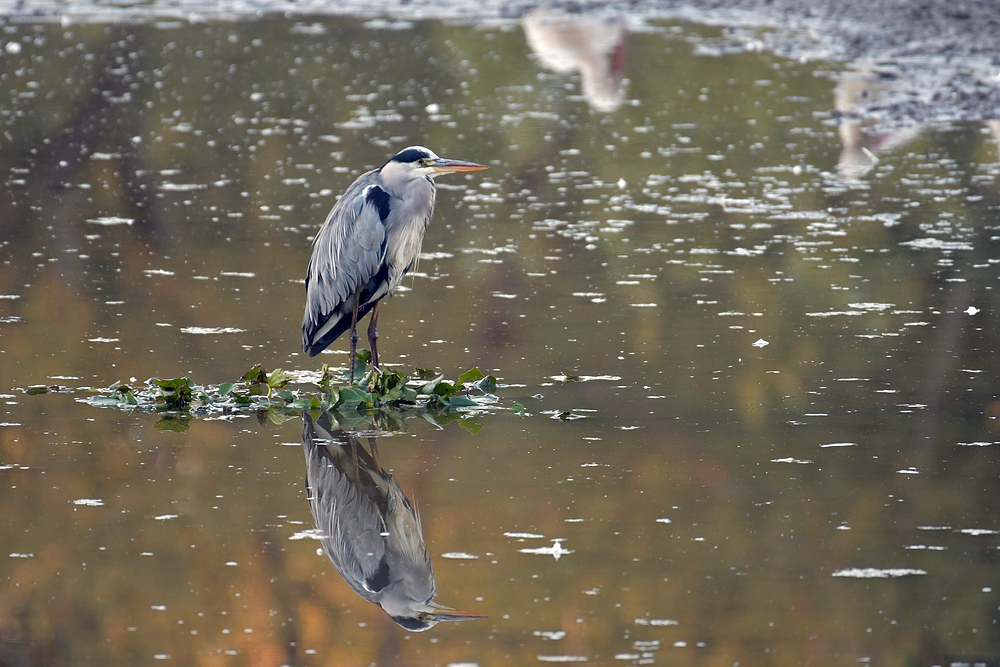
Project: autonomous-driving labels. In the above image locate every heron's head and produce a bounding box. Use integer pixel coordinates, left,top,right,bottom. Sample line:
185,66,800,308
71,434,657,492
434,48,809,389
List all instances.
386,600,487,632
381,146,488,182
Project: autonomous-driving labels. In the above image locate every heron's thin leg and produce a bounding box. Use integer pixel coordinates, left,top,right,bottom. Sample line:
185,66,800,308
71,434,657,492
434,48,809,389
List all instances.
348,434,360,483
348,292,361,384
368,436,382,472
367,300,382,370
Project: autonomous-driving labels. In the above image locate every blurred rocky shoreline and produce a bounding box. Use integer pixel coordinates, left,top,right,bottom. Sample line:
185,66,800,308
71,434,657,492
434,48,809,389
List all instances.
2,0,997,126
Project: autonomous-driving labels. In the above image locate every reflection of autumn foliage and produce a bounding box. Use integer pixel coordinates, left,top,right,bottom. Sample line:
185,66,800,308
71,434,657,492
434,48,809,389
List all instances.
2,13,1000,667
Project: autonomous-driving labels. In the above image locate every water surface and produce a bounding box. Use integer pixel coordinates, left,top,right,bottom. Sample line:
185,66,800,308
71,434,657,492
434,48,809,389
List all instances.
2,14,1000,666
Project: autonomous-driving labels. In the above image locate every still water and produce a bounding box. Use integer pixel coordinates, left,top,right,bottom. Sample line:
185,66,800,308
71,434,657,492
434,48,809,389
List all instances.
2,11,1000,666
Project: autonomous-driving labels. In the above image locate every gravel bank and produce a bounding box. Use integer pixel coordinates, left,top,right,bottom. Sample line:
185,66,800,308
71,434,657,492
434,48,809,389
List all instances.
2,0,997,125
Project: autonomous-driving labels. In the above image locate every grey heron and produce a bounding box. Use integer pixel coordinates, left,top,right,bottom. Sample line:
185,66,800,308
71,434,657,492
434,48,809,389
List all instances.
302,146,487,381
301,410,486,630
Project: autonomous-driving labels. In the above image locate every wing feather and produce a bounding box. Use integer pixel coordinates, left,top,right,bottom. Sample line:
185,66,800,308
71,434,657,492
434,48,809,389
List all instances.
302,173,389,354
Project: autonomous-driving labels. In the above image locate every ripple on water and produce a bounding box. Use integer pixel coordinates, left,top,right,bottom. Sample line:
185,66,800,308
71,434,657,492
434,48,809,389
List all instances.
831,568,927,578
901,238,974,251
634,618,678,626
179,327,246,334
86,216,134,226
537,656,588,663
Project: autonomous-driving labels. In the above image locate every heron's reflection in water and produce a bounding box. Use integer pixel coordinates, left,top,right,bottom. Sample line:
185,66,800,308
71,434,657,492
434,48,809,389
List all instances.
301,411,485,631
523,10,627,113
834,68,921,180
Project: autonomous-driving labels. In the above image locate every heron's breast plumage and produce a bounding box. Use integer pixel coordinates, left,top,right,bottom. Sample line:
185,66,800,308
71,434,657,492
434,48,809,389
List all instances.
381,178,436,293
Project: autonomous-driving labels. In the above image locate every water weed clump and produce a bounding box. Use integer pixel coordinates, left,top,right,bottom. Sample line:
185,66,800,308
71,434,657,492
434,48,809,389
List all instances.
27,354,500,433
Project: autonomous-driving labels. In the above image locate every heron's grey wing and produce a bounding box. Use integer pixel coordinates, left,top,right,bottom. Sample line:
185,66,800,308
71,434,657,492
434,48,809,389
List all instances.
301,415,391,602
302,174,389,353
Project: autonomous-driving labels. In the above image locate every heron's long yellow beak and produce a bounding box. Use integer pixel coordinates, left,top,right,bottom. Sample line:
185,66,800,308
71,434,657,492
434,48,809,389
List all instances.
427,606,488,622
429,158,488,173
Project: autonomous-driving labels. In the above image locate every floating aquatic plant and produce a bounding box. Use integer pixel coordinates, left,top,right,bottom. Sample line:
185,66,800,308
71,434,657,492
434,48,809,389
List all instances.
26,354,500,433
